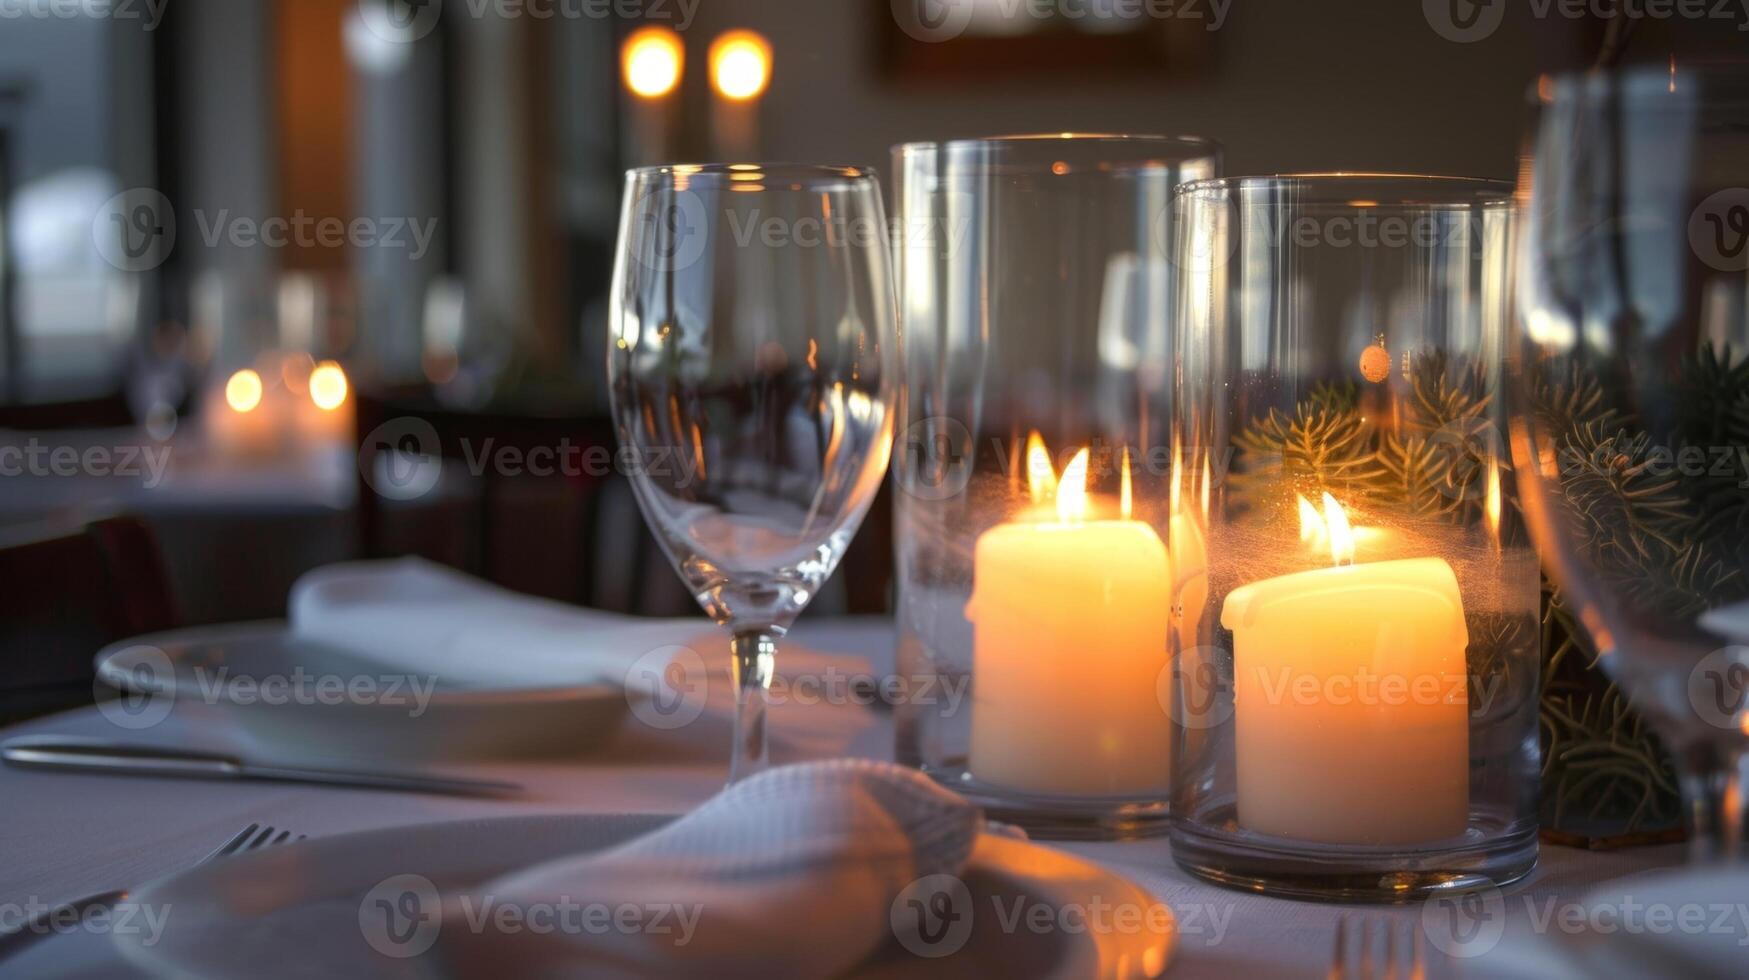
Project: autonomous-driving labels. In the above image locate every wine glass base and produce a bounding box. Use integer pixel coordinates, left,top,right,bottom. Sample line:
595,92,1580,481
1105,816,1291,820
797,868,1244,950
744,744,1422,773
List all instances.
920,763,1172,841
1170,804,1539,903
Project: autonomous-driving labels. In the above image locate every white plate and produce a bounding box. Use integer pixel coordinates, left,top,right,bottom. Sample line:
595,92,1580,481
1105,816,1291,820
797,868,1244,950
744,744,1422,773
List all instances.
1479,866,1749,980
95,623,631,765
114,814,1176,980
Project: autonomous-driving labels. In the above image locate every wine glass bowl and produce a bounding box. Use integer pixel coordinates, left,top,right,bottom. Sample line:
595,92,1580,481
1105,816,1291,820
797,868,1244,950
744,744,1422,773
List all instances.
1510,65,1749,858
609,164,898,780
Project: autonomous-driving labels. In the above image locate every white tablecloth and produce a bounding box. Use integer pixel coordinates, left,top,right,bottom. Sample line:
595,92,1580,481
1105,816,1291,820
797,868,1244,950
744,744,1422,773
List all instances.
0,618,1683,979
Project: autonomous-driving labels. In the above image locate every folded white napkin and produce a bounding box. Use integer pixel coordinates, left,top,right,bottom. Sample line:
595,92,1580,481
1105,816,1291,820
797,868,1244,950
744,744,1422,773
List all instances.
288,557,712,689
438,760,983,979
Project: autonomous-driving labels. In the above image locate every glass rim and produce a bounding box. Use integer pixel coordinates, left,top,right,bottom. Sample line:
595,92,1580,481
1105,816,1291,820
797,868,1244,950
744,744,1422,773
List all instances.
1528,60,1749,105
894,132,1219,153
624,162,877,183
1175,172,1513,206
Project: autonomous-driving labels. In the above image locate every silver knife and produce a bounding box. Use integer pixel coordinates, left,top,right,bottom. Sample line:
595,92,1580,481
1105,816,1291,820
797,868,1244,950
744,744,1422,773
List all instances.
1,736,520,797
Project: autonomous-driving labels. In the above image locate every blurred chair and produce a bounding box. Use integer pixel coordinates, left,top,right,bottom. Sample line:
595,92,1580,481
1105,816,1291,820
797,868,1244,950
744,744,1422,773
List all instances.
0,515,180,725
354,386,654,611
354,386,898,617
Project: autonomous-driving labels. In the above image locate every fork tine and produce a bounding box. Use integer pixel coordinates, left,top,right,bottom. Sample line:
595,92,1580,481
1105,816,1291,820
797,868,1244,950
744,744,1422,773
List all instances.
270,829,291,845
1329,914,1348,980
1358,916,1373,980
199,823,261,864
1409,920,1426,980
1381,918,1396,980
244,825,279,851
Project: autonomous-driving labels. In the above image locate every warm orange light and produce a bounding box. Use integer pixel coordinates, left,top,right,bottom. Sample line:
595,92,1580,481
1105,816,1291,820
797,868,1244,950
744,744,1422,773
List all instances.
225,369,263,413
1485,462,1502,540
1297,493,1323,543
309,361,348,411
1200,456,1212,519
623,27,683,100
1057,448,1090,524
709,30,771,102
1120,448,1133,521
1321,492,1356,566
1026,431,1056,505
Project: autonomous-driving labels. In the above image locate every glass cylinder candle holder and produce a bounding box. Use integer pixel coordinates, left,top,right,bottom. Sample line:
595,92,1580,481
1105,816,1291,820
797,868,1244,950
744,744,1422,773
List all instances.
891,135,1221,839
1168,175,1540,900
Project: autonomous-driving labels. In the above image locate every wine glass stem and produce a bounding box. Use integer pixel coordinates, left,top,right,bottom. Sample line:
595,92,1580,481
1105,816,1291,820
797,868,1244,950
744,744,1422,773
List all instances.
728,630,776,782
1679,740,1747,862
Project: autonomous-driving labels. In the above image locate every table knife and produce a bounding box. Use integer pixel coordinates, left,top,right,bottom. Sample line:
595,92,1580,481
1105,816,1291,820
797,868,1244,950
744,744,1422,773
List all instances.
1,736,520,797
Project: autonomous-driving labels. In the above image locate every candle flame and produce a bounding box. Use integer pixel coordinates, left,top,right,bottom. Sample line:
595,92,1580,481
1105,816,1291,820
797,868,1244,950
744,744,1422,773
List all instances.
225,369,263,413
1321,492,1356,566
1058,448,1090,524
1485,461,1502,539
1026,431,1056,505
623,27,684,100
309,361,348,411
1169,438,1183,516
1297,494,1322,543
1200,455,1212,519
710,30,771,102
1120,448,1133,521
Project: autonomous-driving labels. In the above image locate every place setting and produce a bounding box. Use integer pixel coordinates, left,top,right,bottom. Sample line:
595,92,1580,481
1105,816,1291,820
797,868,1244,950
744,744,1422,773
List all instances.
3,7,1749,980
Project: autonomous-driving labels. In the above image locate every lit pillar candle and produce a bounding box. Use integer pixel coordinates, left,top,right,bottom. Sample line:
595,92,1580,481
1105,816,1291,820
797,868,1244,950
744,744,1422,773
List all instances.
1221,494,1469,845
967,446,1173,796
621,27,682,166
708,30,769,161
294,359,354,448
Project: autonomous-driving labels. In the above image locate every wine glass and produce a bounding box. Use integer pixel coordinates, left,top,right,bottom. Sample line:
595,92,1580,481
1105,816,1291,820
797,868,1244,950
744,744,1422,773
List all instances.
1510,64,1749,860
608,164,898,782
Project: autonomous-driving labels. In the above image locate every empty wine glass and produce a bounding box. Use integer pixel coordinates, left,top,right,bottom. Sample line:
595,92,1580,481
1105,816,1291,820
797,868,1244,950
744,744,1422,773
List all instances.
608,164,898,781
1510,64,1749,860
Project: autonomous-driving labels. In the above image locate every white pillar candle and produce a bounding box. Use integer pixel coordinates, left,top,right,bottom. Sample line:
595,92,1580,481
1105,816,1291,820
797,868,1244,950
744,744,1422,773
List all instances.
966,448,1173,797
1221,525,1470,845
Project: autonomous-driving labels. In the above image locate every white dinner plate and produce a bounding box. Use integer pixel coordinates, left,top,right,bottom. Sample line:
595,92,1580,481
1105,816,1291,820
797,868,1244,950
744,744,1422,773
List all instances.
114,814,1176,980
1477,866,1749,980
94,622,632,765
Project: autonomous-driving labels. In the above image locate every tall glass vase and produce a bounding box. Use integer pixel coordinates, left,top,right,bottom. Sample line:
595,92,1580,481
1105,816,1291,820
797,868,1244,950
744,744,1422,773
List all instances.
891,134,1220,839
1168,175,1540,900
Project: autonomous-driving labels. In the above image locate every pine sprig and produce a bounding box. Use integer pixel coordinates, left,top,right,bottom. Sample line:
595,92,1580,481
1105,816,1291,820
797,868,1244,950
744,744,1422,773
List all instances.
1230,389,1390,509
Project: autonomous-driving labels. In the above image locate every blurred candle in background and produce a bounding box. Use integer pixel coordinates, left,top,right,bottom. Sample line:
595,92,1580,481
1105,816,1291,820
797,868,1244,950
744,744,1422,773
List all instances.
621,26,683,166
708,29,770,161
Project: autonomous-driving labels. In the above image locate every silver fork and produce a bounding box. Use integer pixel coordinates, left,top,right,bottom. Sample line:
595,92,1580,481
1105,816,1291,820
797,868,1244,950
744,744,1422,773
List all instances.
0,822,304,961
1329,914,1427,980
